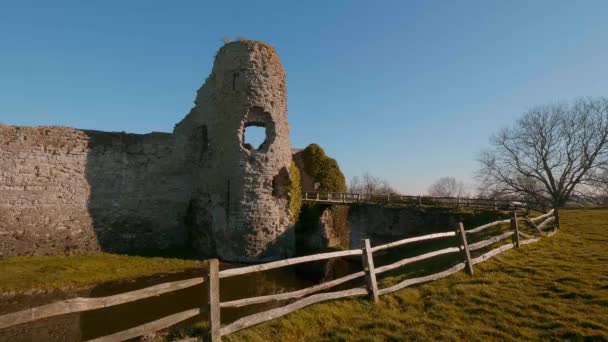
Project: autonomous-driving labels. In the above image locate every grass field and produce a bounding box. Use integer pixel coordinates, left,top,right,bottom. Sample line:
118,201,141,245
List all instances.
0,253,205,293
173,209,608,341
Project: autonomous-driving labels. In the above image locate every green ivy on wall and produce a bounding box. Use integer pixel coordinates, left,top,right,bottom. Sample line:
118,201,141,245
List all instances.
300,144,346,193
289,160,302,223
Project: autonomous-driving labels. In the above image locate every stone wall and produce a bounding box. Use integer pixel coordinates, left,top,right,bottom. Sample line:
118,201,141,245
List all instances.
295,204,350,254
0,125,191,256
348,205,510,249
348,205,456,248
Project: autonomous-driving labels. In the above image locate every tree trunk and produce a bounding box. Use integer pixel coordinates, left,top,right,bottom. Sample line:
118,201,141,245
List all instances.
553,206,561,229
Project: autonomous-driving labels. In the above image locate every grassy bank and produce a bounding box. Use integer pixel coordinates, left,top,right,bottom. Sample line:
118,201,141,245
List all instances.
176,209,608,341
0,253,205,293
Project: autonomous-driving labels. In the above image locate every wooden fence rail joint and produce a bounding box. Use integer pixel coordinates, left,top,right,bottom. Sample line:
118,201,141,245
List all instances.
512,211,520,248
208,259,221,342
361,239,379,303
0,277,205,330
457,222,474,275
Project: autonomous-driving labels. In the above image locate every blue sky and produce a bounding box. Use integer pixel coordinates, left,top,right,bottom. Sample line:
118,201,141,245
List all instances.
1,1,607,194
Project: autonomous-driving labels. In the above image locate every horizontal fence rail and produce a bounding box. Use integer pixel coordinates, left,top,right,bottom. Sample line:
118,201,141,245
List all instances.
374,247,461,275
0,277,204,331
220,287,369,336
468,231,514,251
371,232,457,253
0,209,558,342
218,249,363,278
465,218,512,234
219,270,366,309
377,262,466,296
87,308,201,342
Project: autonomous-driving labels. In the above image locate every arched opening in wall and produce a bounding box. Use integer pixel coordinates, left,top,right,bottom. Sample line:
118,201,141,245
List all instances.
242,107,275,153
243,124,267,151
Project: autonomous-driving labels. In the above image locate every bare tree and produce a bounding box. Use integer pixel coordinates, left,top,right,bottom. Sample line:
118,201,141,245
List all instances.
348,175,362,193
477,97,608,226
598,169,608,196
585,167,608,204
428,177,467,198
349,172,398,196
597,171,608,204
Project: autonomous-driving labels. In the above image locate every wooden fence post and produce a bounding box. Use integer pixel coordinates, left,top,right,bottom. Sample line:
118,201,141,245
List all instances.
511,211,520,248
361,239,379,303
418,195,422,206
494,199,497,210
208,259,221,342
457,223,474,275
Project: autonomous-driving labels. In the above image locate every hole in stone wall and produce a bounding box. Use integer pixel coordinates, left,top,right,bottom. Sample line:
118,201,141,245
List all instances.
243,124,267,151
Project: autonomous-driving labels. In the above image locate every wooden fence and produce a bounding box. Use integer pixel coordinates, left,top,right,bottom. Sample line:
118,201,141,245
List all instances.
302,191,527,210
0,209,556,342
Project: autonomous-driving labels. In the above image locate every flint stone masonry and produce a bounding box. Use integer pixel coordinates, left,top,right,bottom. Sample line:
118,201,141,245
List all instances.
0,40,296,261
0,125,191,256
174,40,295,262
347,205,508,249
348,206,463,249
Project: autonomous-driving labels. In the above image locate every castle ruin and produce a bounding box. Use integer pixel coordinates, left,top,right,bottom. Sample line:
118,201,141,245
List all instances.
0,41,297,262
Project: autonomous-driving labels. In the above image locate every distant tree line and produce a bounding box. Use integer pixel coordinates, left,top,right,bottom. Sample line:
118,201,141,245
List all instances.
427,177,468,198
348,172,398,196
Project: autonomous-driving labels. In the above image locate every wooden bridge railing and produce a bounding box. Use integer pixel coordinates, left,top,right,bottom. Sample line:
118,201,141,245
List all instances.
302,192,527,210
0,209,557,341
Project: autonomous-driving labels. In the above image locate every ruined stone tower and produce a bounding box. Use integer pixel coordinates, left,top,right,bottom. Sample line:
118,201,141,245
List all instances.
0,40,297,262
174,40,295,262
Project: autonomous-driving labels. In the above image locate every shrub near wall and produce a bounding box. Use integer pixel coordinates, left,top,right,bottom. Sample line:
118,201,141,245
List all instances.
300,144,346,193
295,144,349,252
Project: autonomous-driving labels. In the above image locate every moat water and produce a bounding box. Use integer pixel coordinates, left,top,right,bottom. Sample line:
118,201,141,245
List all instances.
0,257,362,342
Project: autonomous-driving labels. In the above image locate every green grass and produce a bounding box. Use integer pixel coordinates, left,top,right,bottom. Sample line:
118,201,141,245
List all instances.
0,253,205,293
175,209,608,341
